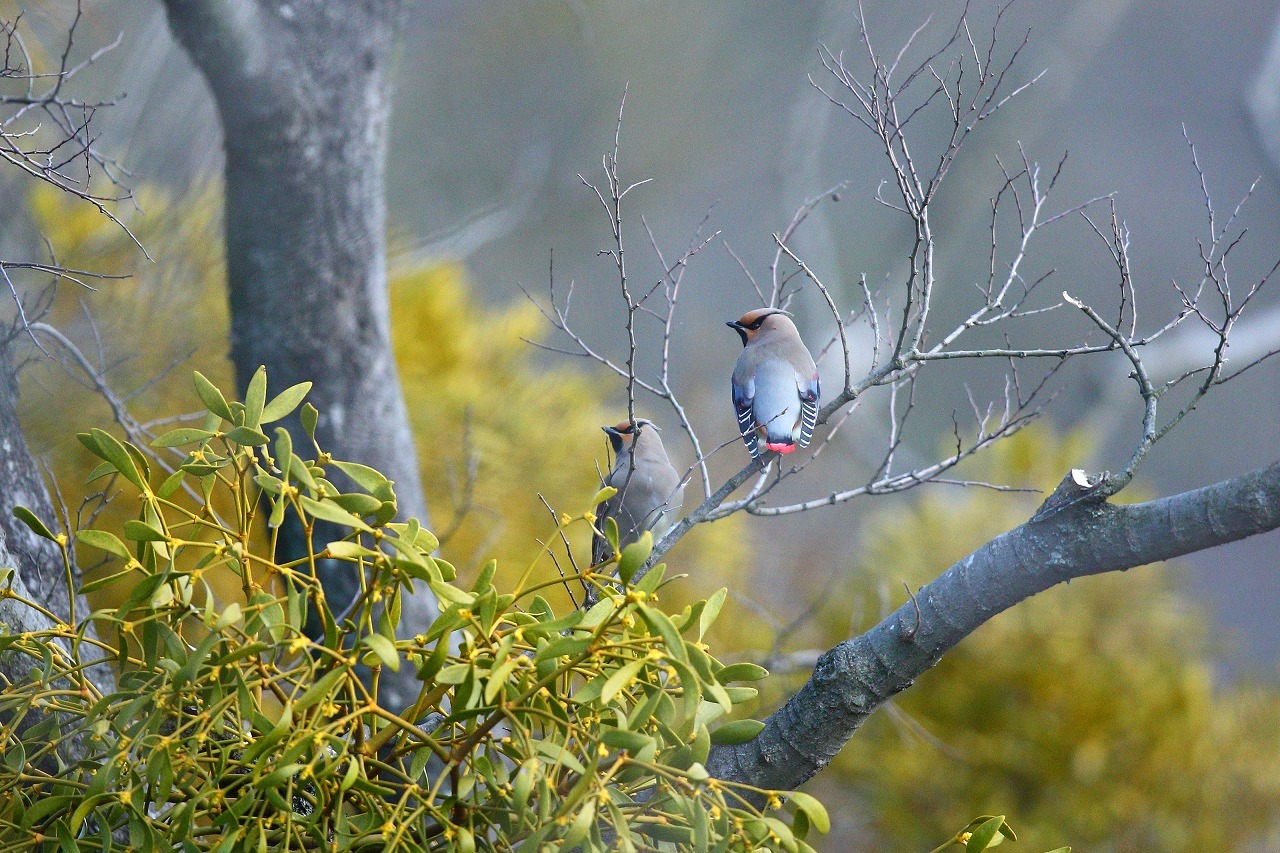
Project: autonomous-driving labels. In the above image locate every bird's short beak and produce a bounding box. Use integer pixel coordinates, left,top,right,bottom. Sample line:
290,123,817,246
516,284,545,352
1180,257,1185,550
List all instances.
726,320,743,330
602,426,621,437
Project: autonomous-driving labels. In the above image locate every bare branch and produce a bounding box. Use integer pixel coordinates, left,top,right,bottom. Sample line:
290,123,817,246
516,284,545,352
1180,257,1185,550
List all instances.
531,5,1280,629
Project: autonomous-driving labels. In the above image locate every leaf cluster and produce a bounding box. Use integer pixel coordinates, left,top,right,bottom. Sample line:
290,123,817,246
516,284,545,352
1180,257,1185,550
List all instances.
0,370,828,851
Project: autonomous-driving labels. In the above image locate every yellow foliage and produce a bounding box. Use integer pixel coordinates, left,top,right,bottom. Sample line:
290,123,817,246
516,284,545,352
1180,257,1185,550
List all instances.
390,263,750,609
20,183,234,610
810,425,1280,852
391,264,605,579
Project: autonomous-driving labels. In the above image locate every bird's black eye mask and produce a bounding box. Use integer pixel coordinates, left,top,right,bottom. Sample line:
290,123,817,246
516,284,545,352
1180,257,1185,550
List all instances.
727,311,781,344
603,421,637,453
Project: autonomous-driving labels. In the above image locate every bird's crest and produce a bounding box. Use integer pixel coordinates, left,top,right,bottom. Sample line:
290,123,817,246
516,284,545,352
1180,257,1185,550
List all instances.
736,307,789,327
602,418,657,452
726,308,790,344
604,417,657,435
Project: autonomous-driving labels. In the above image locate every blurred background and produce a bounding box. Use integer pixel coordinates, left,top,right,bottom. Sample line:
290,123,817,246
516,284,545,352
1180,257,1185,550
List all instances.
6,0,1280,849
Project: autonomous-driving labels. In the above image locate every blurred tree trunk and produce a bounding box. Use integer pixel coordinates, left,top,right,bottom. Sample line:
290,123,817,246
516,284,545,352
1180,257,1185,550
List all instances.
160,0,431,708
0,353,77,624
0,346,115,756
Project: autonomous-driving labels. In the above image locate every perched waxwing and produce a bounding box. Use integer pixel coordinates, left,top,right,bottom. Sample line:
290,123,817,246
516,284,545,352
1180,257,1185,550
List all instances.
727,308,820,460
592,419,684,565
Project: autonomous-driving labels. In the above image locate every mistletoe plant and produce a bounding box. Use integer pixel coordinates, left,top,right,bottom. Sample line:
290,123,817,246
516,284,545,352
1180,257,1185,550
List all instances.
0,368,825,851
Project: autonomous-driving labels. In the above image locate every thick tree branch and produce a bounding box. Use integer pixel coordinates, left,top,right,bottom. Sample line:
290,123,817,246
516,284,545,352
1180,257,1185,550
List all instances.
156,0,267,86
707,461,1280,791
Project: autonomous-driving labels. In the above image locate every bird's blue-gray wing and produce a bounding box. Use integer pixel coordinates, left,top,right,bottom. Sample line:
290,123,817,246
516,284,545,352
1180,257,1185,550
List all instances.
797,373,820,448
731,371,761,458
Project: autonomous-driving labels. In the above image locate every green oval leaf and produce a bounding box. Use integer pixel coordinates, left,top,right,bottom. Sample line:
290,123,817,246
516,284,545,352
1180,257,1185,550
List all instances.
76,528,130,559
600,658,647,705
699,587,727,641
603,516,620,556
83,459,115,484
248,590,287,642
617,530,652,584
225,426,271,447
435,663,471,684
78,566,137,594
788,791,830,835
717,662,769,683
157,470,186,499
288,455,317,491
12,506,56,541
260,381,312,424
299,496,373,532
257,763,304,790
709,718,765,746
792,806,811,841
3,739,25,772
243,365,267,428
361,633,401,671
273,425,294,472
325,540,379,559
600,728,655,752
193,371,233,421
330,493,384,516
330,460,391,495
122,519,167,542
637,604,687,662
300,402,319,439
560,800,596,849
86,429,145,490
151,428,216,448
967,816,1007,852
430,580,474,606
415,636,451,681
212,602,242,631
295,666,348,710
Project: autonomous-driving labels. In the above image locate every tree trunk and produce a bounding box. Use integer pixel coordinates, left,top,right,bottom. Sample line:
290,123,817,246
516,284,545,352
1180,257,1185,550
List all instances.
0,344,115,767
0,354,75,622
160,0,432,708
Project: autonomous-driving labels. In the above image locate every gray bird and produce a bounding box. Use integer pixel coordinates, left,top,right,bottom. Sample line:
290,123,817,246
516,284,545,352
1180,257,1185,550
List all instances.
727,308,820,460
591,418,684,565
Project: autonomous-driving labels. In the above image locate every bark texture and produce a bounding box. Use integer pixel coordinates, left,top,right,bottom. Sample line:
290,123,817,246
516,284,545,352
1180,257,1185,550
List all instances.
707,463,1280,791
0,354,71,620
0,345,115,765
160,0,432,707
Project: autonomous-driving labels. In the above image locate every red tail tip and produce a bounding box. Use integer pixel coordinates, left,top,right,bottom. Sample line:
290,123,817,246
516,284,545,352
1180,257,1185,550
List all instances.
765,442,795,454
